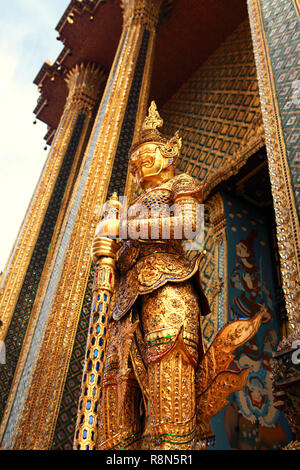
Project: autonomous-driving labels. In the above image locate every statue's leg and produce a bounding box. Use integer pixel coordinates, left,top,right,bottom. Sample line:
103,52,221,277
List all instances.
97,318,143,450
142,282,200,450
147,350,197,450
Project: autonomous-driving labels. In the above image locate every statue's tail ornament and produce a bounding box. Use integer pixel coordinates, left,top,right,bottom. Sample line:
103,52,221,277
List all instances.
195,309,264,448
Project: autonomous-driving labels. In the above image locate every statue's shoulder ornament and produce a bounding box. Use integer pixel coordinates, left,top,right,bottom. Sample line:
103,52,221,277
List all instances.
171,173,203,201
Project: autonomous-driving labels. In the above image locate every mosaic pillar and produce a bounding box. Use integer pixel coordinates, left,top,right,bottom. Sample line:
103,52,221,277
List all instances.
200,193,228,351
1,0,164,450
0,62,105,434
0,63,102,343
247,0,300,336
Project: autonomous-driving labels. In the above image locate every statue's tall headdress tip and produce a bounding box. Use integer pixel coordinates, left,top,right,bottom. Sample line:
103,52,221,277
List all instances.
142,101,164,132
129,101,182,163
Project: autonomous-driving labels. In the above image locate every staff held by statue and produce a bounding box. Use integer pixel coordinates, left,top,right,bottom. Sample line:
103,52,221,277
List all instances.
73,192,121,450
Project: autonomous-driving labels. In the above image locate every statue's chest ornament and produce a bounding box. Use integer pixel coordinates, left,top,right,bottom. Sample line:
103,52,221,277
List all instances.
130,188,172,217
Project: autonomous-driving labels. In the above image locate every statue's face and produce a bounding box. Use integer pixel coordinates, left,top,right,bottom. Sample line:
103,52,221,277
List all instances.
129,142,166,185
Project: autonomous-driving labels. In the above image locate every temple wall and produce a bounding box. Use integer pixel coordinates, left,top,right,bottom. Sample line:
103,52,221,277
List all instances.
160,20,263,182
211,192,293,450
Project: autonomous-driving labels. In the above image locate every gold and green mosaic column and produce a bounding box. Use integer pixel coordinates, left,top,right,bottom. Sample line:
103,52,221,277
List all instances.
248,0,300,336
2,0,165,450
0,62,106,445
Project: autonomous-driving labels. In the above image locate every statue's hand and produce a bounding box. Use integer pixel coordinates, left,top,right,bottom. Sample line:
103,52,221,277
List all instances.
96,218,120,239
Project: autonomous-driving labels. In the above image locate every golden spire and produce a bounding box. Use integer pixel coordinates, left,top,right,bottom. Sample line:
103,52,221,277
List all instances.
130,101,182,162
142,101,163,132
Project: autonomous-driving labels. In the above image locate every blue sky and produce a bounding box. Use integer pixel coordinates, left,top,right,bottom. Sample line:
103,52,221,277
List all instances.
0,0,70,271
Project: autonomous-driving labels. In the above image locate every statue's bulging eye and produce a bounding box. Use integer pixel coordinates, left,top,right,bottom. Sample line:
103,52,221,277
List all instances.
141,157,154,167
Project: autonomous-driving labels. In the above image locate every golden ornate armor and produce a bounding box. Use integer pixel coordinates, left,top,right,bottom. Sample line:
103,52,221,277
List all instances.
84,102,263,451
112,172,209,321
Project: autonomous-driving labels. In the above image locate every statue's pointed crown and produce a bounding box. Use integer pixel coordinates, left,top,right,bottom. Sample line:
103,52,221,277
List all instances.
141,100,164,139
130,101,182,161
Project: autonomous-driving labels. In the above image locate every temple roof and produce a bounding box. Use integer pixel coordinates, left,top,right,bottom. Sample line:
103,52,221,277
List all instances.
34,0,248,143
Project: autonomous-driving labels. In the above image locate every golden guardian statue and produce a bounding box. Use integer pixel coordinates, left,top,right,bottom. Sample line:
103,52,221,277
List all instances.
74,102,263,451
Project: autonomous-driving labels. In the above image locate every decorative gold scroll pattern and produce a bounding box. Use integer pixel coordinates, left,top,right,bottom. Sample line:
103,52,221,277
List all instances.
248,0,300,336
10,2,163,450
0,63,105,444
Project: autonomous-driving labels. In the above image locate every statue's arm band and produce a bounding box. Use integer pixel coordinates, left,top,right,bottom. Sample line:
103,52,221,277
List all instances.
126,196,200,240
